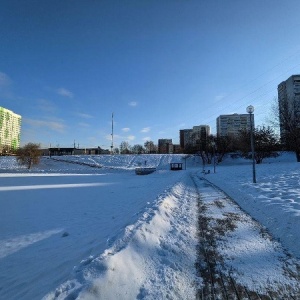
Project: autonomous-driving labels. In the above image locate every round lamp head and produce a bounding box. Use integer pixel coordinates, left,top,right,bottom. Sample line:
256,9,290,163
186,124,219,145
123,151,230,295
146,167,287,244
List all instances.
246,105,254,114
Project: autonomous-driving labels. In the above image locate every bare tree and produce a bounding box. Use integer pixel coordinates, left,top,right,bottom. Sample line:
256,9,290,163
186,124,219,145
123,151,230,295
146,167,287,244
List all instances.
144,141,157,153
16,143,41,169
132,144,145,154
238,126,280,164
192,134,215,165
119,141,131,154
267,97,280,130
271,96,300,161
280,98,300,160
215,134,238,163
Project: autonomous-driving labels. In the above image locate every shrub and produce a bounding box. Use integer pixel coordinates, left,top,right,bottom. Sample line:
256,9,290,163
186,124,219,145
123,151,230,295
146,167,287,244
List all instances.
16,143,41,169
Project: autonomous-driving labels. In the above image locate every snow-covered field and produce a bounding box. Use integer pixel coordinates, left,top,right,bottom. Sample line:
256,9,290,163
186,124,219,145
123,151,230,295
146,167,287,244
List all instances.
1,153,300,299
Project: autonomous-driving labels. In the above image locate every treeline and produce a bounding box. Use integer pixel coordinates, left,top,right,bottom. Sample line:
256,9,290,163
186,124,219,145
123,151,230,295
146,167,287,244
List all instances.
116,140,158,154
118,126,285,165
184,126,281,165
10,124,295,170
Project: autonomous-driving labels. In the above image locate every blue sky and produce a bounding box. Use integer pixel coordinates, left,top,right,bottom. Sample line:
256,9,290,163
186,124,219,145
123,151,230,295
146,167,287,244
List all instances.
1,0,300,149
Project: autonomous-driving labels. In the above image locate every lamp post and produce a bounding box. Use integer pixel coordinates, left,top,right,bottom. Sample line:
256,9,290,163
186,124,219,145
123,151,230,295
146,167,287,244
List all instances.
211,141,216,173
246,105,256,183
183,155,187,170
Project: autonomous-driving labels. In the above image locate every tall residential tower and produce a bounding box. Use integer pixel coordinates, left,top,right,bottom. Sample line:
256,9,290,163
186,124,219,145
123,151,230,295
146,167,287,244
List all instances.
278,75,300,147
216,113,251,137
0,107,21,153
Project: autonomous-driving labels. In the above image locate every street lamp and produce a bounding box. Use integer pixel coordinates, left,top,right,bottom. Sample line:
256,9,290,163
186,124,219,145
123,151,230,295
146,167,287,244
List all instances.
246,105,256,183
211,141,216,173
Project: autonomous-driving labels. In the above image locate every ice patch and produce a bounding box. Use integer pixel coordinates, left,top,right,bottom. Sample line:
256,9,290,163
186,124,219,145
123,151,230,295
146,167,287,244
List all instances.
0,229,63,259
0,182,113,191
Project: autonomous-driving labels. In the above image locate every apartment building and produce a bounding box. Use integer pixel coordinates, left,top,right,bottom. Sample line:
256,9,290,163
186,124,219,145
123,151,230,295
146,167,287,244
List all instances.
179,129,193,149
179,125,210,151
158,139,173,154
0,107,22,153
216,113,251,137
191,125,210,145
278,74,300,145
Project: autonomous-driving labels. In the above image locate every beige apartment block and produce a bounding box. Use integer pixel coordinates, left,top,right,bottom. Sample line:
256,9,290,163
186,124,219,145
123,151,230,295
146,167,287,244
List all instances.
216,113,251,137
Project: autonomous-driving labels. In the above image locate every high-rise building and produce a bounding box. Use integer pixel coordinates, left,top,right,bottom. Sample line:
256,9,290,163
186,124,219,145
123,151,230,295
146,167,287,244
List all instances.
278,75,300,146
191,125,210,145
179,125,210,150
216,113,251,137
158,139,173,154
179,129,193,149
0,107,22,153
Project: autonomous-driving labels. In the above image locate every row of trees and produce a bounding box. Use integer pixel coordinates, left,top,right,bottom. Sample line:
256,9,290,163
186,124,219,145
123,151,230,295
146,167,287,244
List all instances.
118,140,158,154
115,125,281,165
10,125,282,170
10,125,291,170
184,125,281,165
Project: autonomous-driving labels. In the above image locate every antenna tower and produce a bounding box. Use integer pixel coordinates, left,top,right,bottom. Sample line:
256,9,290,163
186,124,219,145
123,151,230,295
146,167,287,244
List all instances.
111,113,114,154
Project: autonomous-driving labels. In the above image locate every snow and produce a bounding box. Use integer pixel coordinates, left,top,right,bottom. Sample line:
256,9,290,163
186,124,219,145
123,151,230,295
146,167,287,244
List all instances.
193,175,300,295
1,153,300,299
204,152,300,260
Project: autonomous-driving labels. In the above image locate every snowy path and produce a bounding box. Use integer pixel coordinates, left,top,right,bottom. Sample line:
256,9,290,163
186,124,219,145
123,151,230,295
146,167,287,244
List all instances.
193,174,300,299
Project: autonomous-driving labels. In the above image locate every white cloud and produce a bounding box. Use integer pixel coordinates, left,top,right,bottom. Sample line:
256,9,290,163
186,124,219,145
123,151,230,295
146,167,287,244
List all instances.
129,101,137,107
56,88,74,98
37,99,57,113
215,94,226,102
78,122,90,127
0,71,13,98
142,137,151,141
24,118,66,133
77,113,93,119
141,127,150,133
122,128,130,132
106,134,121,141
105,133,135,142
0,72,12,88
106,134,113,141
127,135,135,141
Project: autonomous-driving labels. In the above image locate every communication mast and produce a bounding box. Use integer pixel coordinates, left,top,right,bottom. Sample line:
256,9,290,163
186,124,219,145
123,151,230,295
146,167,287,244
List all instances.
111,112,114,154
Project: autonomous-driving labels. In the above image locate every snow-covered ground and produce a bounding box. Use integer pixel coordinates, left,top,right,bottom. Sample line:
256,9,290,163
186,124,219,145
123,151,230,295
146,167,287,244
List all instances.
204,152,300,260
1,153,300,299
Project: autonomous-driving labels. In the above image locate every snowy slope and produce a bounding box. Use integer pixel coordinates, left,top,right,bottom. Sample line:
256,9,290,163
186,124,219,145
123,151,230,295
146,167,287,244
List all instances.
44,177,200,300
0,155,190,299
